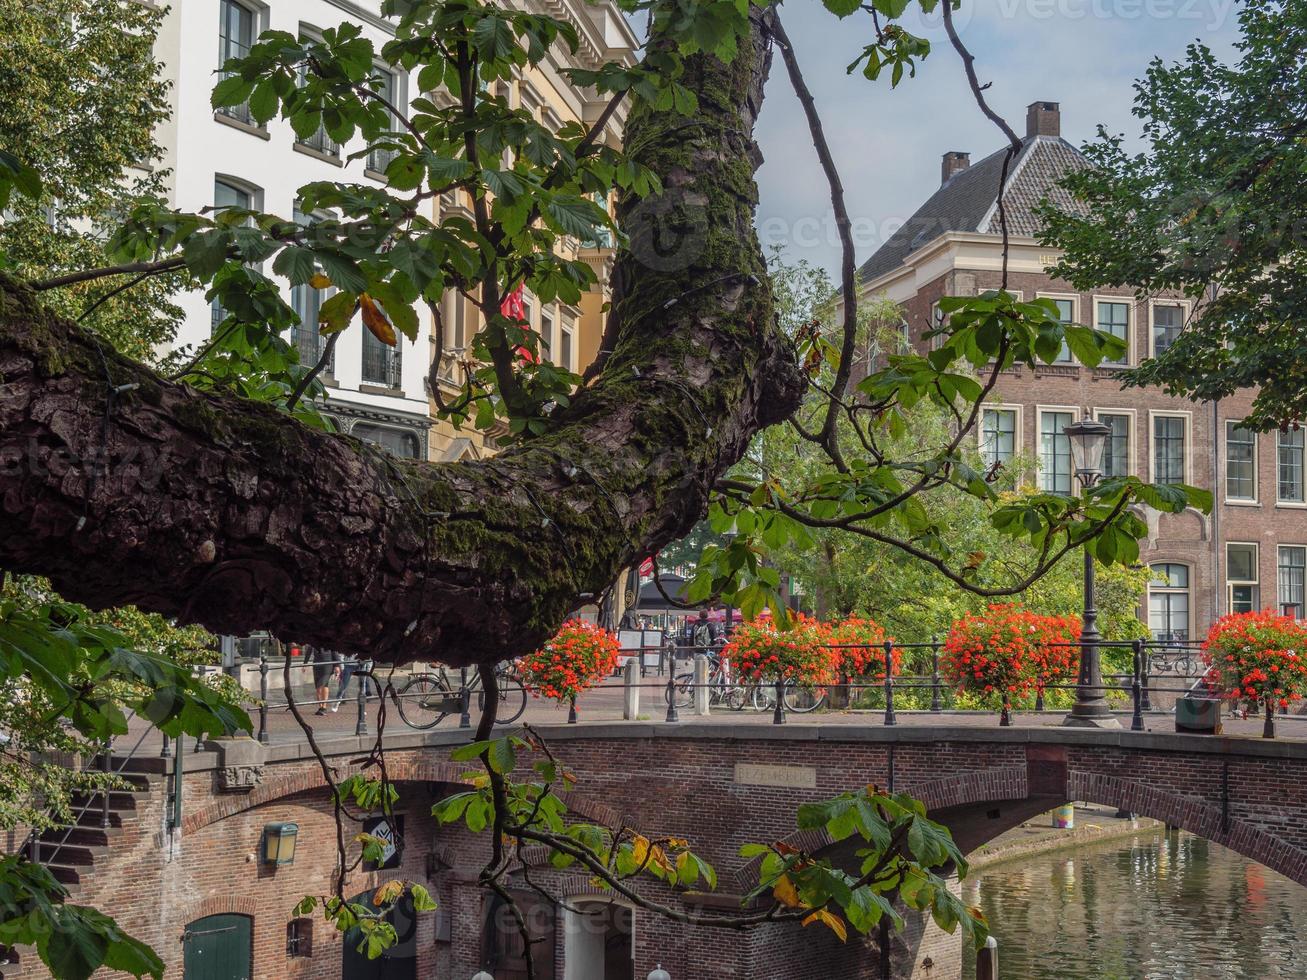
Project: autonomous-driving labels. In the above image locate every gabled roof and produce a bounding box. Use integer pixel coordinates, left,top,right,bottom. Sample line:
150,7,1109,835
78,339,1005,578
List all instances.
857,135,1089,285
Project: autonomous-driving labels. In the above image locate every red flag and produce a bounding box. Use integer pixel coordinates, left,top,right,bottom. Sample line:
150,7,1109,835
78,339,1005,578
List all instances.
500,284,536,364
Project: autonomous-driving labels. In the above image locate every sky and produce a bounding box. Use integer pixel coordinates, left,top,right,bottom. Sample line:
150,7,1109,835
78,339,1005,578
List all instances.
749,0,1244,276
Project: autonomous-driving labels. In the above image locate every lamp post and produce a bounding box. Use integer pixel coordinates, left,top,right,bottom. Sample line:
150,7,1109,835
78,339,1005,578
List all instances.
1062,417,1122,729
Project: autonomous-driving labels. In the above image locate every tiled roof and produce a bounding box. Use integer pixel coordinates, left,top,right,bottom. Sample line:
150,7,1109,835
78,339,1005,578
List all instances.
857,136,1090,285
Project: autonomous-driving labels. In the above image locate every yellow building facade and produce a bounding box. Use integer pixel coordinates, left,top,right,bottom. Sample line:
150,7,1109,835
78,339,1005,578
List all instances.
427,0,637,462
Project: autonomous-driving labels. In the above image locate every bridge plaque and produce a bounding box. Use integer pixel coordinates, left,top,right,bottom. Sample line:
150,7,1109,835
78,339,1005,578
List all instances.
734,763,817,789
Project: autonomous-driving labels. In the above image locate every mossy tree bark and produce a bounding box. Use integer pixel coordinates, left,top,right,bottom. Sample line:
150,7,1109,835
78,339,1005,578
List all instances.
0,17,801,668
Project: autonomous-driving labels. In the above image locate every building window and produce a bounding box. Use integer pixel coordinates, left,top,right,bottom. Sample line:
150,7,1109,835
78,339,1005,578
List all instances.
540,308,553,363
354,423,422,459
210,178,253,331
1148,563,1190,642
218,0,256,123
980,408,1017,470
1227,543,1259,614
295,59,339,157
367,69,400,174
1279,546,1306,619
290,206,332,371
1040,411,1073,493
1051,298,1074,363
1099,413,1130,479
287,918,313,958
1278,428,1305,503
1153,415,1186,484
361,328,403,388
1096,300,1129,364
1152,303,1183,355
560,315,575,371
1226,422,1257,501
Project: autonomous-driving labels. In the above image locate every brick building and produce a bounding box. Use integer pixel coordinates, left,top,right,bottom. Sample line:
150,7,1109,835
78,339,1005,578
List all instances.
857,101,1307,642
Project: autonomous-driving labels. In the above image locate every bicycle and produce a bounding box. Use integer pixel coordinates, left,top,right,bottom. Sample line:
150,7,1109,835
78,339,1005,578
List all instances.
665,651,748,710
395,663,527,730
747,680,827,713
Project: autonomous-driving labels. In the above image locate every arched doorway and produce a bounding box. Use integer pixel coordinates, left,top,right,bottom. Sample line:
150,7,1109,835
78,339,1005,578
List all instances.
342,890,417,980
563,901,634,980
183,914,252,980
482,891,557,980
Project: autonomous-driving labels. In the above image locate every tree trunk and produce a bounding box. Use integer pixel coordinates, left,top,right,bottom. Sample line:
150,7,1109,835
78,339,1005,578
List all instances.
0,15,801,668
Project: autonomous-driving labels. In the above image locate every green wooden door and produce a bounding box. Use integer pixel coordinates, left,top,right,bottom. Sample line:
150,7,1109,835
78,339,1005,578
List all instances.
183,914,252,980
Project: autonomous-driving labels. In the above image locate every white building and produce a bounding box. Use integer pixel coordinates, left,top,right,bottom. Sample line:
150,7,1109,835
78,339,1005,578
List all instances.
151,0,635,460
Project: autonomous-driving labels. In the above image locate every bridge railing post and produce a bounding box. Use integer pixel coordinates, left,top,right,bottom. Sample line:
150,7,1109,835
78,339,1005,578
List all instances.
1141,642,1153,711
258,652,270,745
459,667,472,729
773,678,786,725
930,636,943,712
355,665,368,737
1131,640,1145,732
883,640,897,727
664,670,680,724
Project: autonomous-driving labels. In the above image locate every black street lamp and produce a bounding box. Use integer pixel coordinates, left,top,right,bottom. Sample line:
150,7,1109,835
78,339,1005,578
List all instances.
1062,417,1122,729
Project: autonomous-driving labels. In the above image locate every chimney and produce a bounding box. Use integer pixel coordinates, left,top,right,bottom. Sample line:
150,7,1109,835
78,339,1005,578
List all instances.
940,151,970,185
1026,101,1061,138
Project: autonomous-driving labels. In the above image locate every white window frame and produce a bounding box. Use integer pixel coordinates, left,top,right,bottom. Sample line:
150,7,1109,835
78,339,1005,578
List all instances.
1092,407,1136,479
1036,404,1080,494
1036,291,1079,364
1226,542,1260,615
1148,409,1192,486
1224,419,1259,505
1277,545,1307,619
365,63,407,178
978,404,1023,470
1092,295,1133,367
1148,561,1193,641
1276,426,1307,508
1148,297,1191,358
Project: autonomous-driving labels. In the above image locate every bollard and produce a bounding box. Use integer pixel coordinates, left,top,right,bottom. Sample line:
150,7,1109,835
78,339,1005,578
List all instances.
1035,689,1045,712
160,733,171,760
1131,640,1145,732
258,653,270,745
1264,697,1276,739
694,655,710,716
665,672,679,723
773,678,786,725
883,640,897,727
623,660,640,720
930,637,943,712
568,696,578,724
976,935,998,980
459,667,472,729
355,666,368,737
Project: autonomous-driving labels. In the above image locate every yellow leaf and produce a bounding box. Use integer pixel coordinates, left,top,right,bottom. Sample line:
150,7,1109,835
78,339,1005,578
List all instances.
373,879,404,906
650,845,674,876
309,272,332,289
630,834,650,867
771,874,800,908
802,908,848,942
360,293,396,346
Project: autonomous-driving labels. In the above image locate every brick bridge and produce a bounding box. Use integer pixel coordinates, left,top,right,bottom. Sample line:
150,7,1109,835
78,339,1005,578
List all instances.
18,723,1307,979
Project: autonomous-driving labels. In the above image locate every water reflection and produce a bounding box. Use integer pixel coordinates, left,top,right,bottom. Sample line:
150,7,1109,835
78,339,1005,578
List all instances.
961,830,1307,979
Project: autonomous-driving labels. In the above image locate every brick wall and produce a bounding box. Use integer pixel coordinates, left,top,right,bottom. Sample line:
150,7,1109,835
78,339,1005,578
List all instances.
14,728,1307,979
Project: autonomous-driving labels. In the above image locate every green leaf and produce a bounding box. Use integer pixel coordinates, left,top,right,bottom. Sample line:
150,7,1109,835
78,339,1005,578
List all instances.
486,737,517,775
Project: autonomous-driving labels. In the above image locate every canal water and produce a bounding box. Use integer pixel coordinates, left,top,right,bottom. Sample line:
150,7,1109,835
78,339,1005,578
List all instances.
960,828,1307,979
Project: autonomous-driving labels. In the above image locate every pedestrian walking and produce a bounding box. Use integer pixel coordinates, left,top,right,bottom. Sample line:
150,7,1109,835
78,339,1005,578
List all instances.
308,645,337,716
333,653,372,712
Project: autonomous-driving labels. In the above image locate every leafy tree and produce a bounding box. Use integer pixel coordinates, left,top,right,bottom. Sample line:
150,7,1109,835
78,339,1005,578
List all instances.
1040,0,1307,429
0,0,189,363
0,0,1216,975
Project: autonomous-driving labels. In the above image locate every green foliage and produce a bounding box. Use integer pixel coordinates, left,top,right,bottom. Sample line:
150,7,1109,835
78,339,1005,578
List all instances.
1040,0,1307,429
0,0,187,363
0,855,163,980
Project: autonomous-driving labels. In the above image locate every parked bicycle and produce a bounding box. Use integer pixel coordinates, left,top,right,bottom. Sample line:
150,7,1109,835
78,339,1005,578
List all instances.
664,652,748,710
395,662,527,730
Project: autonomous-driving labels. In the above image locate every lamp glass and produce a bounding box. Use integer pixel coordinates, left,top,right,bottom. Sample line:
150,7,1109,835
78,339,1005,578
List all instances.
472,971,495,980
263,822,299,865
648,966,671,980
1065,417,1110,482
